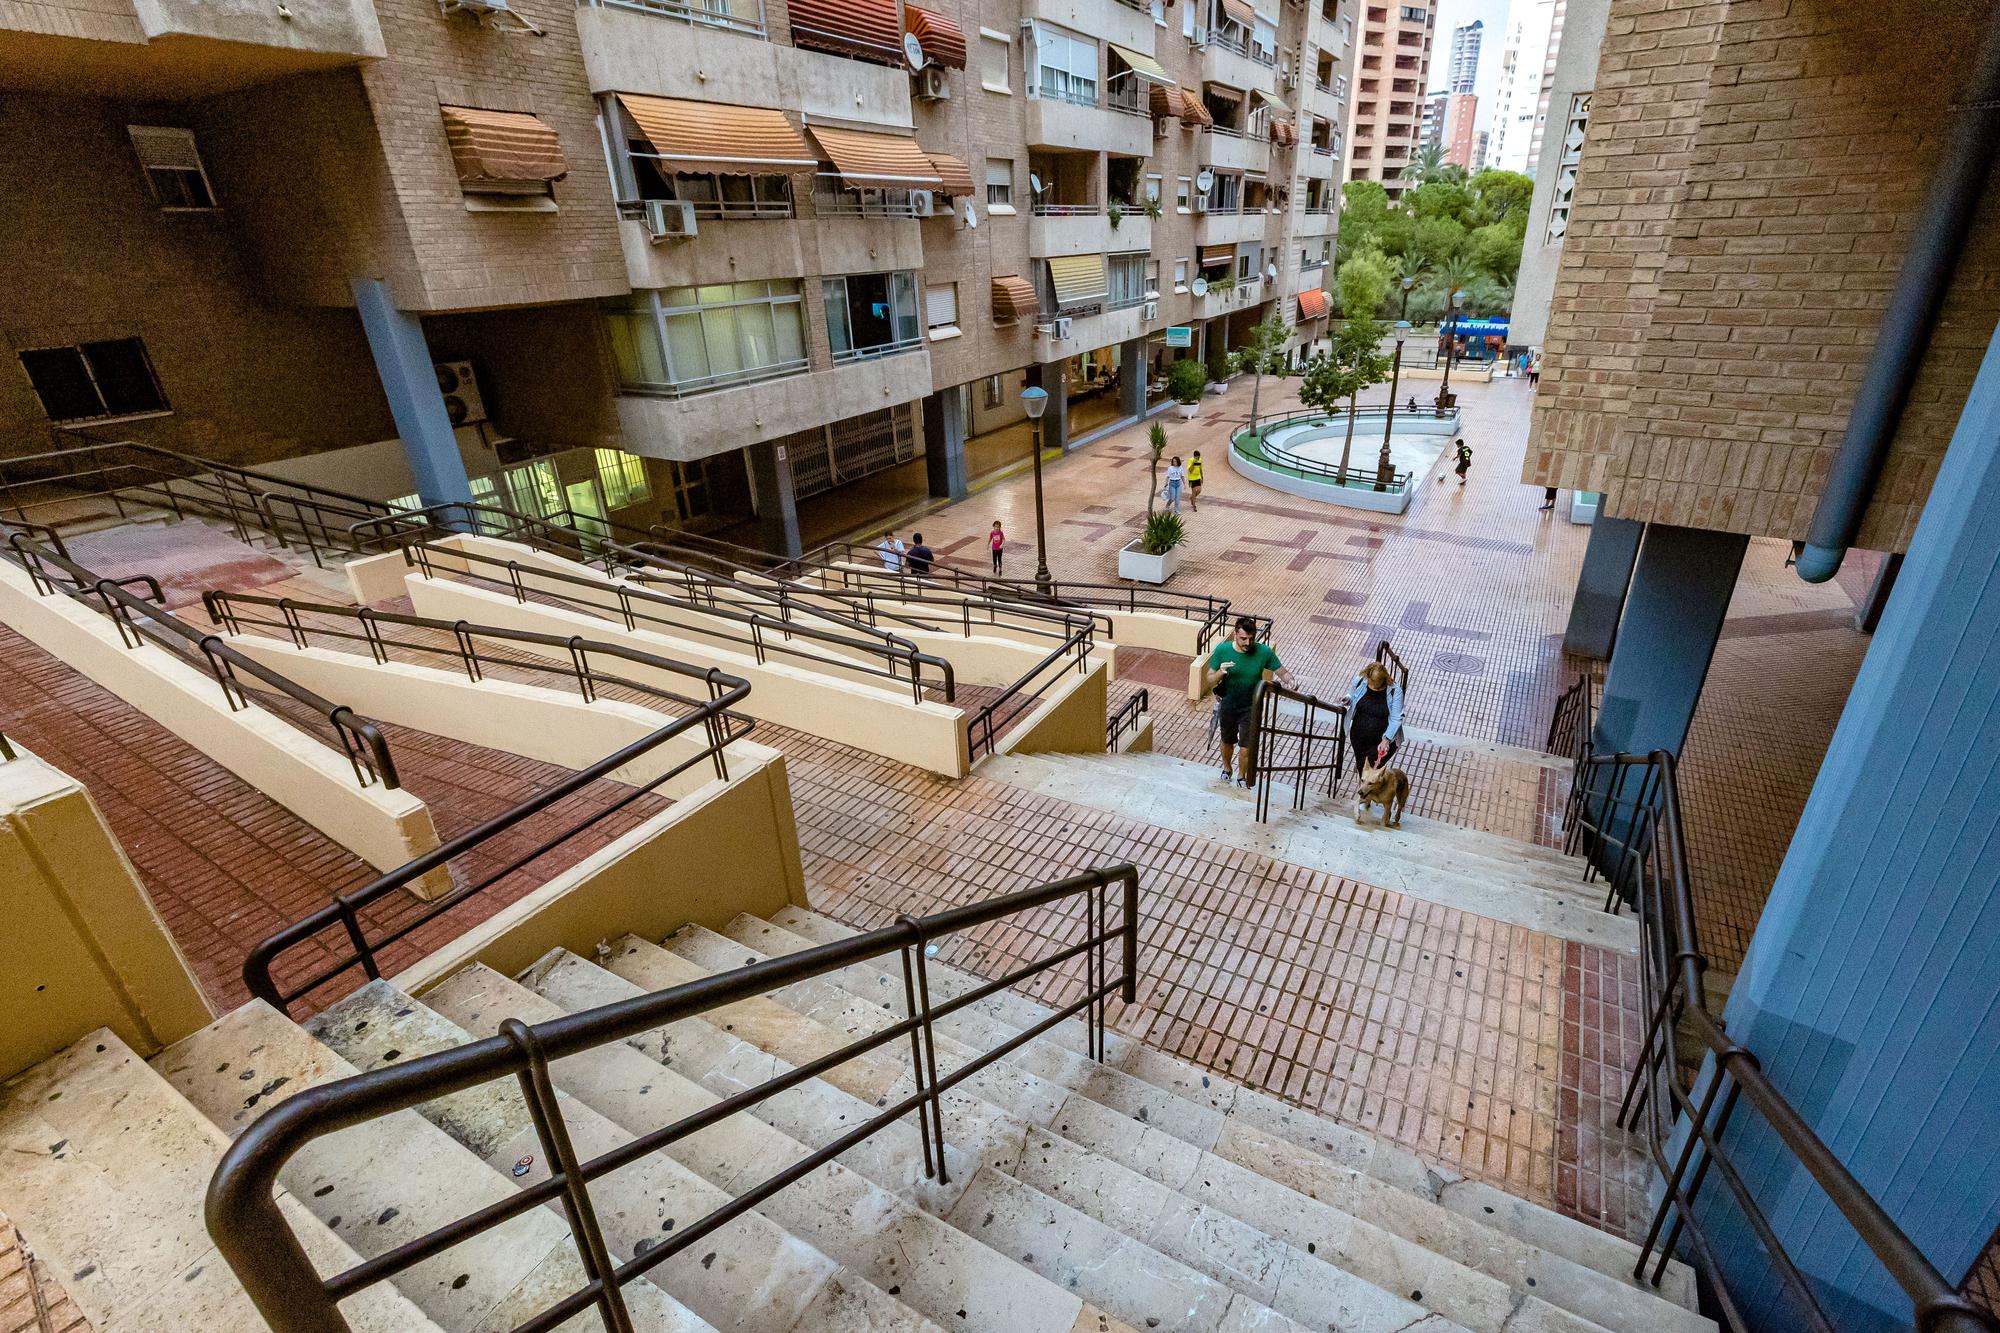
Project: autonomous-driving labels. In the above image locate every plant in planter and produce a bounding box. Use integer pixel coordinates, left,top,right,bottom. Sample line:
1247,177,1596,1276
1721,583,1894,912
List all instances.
1208,273,1237,293
1120,510,1187,584
1167,358,1208,420
1141,196,1163,220
1107,201,1126,229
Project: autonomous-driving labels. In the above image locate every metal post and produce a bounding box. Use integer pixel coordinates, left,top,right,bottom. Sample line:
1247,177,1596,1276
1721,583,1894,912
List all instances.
1378,337,1406,491
1436,295,1459,410
1031,418,1053,597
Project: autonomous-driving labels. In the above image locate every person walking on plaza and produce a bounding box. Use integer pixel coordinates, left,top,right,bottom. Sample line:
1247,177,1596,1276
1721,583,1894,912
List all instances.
1163,456,1187,514
906,533,934,577
876,530,906,571
1528,352,1541,386
1539,486,1558,512
1187,451,1204,512
1205,617,1295,788
1346,661,1404,784
989,520,1006,574
1453,438,1473,486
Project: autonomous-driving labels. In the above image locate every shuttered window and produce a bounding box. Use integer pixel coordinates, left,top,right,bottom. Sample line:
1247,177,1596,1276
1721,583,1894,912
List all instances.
925,283,960,334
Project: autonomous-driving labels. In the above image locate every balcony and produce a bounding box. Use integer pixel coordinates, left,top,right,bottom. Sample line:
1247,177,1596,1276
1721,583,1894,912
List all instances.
1196,207,1270,246
1314,85,1345,122
1026,0,1157,52
1026,91,1152,154
1203,39,1277,96
617,346,932,458
1298,148,1336,178
1029,207,1152,258
10,0,385,87
615,213,922,293
1203,125,1270,173
1029,299,1153,361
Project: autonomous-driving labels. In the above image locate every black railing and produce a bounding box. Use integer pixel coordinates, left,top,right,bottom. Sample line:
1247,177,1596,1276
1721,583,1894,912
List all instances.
966,616,1099,762
1562,746,1998,1333
1108,687,1150,750
1373,638,1409,694
1248,679,1350,823
406,538,957,705
3,532,399,789
237,616,753,1017
210,865,1142,1333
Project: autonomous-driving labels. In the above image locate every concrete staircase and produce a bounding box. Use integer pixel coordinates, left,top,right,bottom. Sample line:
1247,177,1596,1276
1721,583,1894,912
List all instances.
979,749,1634,952
1,904,1707,1332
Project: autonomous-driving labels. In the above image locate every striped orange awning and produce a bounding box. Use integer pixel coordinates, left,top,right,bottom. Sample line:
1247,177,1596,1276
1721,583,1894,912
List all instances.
1220,0,1256,25
1149,82,1177,120
1298,288,1330,320
1271,118,1297,145
927,151,976,197
904,3,967,68
810,125,946,190
790,0,904,64
1199,244,1236,268
991,275,1038,323
440,106,567,185
1178,90,1213,127
616,94,817,175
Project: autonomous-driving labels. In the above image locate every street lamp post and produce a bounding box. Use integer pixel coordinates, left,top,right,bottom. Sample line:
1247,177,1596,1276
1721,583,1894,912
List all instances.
1020,385,1054,596
1435,287,1467,411
1377,318,1413,491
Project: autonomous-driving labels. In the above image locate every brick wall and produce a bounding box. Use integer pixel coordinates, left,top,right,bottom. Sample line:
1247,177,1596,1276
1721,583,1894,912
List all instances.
1524,0,2000,550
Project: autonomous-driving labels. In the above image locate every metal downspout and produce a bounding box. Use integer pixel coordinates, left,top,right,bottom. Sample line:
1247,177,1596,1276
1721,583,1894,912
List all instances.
1795,11,2000,582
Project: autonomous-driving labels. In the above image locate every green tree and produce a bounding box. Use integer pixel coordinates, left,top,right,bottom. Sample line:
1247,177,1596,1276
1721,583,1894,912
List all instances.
1233,310,1294,425
1299,257,1393,483
1468,169,1533,224
1332,167,1533,317
1145,420,1168,516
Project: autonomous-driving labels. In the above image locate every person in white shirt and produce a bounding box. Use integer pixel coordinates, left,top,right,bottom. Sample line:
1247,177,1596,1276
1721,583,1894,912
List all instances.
876,530,906,571
1163,457,1187,514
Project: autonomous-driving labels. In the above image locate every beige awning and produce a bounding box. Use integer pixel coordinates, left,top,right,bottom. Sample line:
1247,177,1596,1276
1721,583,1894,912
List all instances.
440,106,567,185
1199,244,1236,268
811,125,947,190
1047,253,1109,307
992,275,1038,323
926,152,976,197
1253,88,1288,111
616,94,816,175
1109,43,1175,86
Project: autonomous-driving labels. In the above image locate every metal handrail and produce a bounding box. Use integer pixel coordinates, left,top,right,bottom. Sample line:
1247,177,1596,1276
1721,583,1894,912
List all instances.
405,538,958,705
238,617,753,1017
1107,687,1150,750
966,615,1098,762
1562,746,1998,1333
1248,677,1350,823
1231,406,1459,494
1372,639,1408,693
210,865,1142,1333
2,533,399,789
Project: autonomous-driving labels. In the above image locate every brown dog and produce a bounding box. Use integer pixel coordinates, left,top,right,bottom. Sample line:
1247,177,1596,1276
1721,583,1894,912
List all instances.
1356,763,1410,828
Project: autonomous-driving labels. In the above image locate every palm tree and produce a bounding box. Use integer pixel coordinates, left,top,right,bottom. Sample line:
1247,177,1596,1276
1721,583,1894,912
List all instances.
1408,142,1448,187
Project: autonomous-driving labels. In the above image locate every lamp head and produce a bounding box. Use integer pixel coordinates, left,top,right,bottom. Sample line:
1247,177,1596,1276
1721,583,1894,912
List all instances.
1400,276,1415,290
1453,288,1468,303
1020,385,1050,420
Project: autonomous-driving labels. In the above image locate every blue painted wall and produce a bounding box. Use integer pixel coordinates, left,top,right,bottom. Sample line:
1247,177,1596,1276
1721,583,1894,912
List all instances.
351,277,473,510
1704,324,2000,1329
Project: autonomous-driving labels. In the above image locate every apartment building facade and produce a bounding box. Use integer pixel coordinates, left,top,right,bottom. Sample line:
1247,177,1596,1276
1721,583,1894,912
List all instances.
1487,0,1563,174
1341,0,1434,198
1522,0,2000,1321
1,0,1354,554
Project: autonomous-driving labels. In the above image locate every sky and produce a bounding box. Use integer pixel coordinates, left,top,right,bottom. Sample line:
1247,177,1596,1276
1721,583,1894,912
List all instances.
1427,0,1512,142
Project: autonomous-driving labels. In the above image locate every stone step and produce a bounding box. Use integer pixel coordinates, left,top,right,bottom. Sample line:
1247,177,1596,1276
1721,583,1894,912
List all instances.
771,905,1702,1315
507,951,1141,1333
0,1029,439,1333
315,971,937,1333
154,1000,713,1333
688,919,1695,1333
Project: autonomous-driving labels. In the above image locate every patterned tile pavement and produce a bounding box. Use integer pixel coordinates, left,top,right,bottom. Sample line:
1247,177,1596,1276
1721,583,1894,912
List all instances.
0,1212,90,1333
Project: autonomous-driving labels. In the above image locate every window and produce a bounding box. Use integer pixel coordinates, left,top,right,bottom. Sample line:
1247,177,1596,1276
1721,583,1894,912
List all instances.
1144,174,1162,204
1146,259,1161,296
602,281,809,397
1251,17,1278,64
1033,22,1099,105
1183,1,1196,38
595,449,652,509
980,28,1012,91
19,339,168,423
127,126,216,210
633,168,792,218
983,374,1005,409
823,271,922,360
1108,254,1148,308
1238,248,1255,282
1176,175,1192,211
985,158,1015,210
663,457,712,524
1173,258,1189,291
925,282,961,338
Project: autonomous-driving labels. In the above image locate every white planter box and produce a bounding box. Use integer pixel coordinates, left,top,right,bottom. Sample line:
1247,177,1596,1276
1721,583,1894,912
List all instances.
1177,402,1200,420
1119,537,1181,584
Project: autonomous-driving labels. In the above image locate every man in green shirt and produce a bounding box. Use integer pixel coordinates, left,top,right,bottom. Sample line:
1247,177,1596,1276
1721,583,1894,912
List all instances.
1205,616,1295,787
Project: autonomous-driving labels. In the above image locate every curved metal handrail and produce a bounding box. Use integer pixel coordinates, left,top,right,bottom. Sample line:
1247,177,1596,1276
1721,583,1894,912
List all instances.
1230,411,1428,493
1246,677,1350,823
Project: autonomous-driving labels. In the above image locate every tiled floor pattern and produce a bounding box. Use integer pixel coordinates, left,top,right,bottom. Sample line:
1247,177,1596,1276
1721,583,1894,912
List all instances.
0,1212,90,1333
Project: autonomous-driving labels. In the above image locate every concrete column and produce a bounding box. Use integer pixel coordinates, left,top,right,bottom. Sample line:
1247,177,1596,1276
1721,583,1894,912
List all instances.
1592,523,1748,758
1562,514,1644,658
351,278,472,509
747,438,801,557
922,387,969,501
1119,336,1147,420
1030,361,1069,452
1696,326,2000,1331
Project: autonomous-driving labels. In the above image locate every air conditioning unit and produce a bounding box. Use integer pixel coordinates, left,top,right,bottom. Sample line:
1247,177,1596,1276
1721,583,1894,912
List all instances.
1141,300,1159,321
909,190,937,217
1194,195,1208,213
433,360,488,426
916,66,951,100
439,0,544,29
644,199,697,240
1053,316,1074,339
1280,68,1297,88
1155,116,1171,138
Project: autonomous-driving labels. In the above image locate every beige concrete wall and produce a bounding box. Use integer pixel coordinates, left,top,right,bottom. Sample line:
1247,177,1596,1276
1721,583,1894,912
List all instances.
0,745,214,1080
394,751,809,995
131,0,384,59
998,655,1110,755
220,635,774,798
616,348,936,462
407,571,974,776
0,560,440,876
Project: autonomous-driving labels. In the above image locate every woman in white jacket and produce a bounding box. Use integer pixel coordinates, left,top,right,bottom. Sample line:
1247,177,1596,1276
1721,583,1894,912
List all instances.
1346,662,1404,779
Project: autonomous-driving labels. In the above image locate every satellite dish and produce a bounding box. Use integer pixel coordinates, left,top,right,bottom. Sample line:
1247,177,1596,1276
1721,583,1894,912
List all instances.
1265,262,1278,279
1191,276,1209,297
1195,168,1215,193
903,32,927,68
962,200,979,228
1030,173,1044,194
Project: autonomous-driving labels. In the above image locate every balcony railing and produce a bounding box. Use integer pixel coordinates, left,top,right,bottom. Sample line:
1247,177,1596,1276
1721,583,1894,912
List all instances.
1206,121,1246,139
1036,80,1101,108
1106,78,1148,115
1208,26,1249,56
1031,201,1103,216
812,186,924,218
829,334,925,364
1313,144,1336,156
617,197,793,222
582,0,768,39
619,356,811,400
